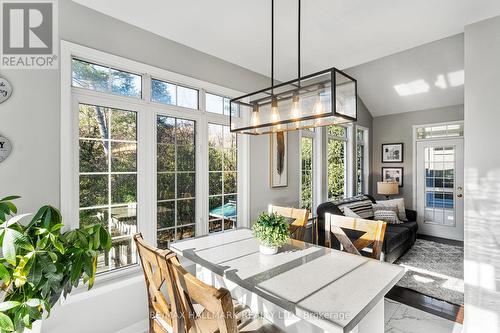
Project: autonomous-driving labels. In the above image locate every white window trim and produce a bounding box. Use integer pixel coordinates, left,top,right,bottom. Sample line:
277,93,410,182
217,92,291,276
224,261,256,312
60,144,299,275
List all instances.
299,130,316,215
60,41,250,285
411,120,464,210
355,125,370,195
326,124,351,200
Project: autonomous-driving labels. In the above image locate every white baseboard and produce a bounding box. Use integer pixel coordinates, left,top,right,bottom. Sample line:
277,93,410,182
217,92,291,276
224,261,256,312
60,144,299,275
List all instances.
114,319,148,333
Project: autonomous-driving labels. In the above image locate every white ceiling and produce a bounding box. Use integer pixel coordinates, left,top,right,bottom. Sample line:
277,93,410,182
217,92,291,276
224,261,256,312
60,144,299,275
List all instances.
73,0,499,116
346,34,464,117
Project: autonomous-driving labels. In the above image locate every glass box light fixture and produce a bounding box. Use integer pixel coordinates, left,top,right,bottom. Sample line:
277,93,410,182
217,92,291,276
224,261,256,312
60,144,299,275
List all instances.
229,0,357,135
230,68,357,135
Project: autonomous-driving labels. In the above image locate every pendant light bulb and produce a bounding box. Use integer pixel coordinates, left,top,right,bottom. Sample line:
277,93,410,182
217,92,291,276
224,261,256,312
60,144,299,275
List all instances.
314,85,325,115
270,97,280,123
251,103,260,127
291,93,301,120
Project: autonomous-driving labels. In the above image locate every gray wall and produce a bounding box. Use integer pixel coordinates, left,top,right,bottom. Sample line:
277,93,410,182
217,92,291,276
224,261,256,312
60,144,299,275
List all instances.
250,132,300,222
372,104,464,208
357,98,374,194
463,15,500,333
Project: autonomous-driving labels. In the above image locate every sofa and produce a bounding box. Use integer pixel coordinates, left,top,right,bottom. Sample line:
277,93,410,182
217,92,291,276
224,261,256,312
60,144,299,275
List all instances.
316,194,418,263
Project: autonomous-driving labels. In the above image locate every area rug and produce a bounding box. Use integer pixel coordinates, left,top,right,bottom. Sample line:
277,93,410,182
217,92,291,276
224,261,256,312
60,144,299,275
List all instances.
394,239,464,305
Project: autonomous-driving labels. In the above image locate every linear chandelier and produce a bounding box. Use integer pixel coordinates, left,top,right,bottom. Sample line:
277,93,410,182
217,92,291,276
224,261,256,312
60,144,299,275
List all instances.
230,0,358,135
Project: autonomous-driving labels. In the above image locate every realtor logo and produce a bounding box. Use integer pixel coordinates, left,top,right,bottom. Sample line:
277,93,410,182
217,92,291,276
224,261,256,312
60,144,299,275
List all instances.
1,0,58,69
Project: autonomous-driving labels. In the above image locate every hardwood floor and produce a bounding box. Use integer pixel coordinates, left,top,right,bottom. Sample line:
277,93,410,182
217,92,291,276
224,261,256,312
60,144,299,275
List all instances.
417,234,464,247
386,286,464,324
387,234,464,324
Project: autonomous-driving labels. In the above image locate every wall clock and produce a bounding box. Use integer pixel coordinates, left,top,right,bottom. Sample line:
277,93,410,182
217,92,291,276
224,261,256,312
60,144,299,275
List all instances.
0,77,13,104
0,136,12,163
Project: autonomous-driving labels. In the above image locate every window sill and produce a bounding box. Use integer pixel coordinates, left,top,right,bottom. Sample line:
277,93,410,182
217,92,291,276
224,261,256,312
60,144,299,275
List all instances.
59,264,143,306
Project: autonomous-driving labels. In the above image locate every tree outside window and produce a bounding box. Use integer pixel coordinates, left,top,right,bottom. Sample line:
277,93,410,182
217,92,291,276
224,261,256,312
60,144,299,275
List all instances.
328,125,347,200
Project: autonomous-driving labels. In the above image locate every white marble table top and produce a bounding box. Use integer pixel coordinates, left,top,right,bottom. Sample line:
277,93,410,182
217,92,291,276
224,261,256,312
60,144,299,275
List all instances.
170,228,404,332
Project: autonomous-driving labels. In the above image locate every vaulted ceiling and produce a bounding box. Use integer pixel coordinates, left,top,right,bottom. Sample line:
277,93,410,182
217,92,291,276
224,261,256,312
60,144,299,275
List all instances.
73,0,500,115
346,34,464,117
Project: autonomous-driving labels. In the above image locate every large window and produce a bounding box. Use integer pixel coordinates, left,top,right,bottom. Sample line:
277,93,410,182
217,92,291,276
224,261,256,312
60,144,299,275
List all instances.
208,124,238,233
156,116,196,248
151,78,199,109
300,135,314,211
72,59,142,98
356,128,368,195
78,104,138,272
206,93,240,116
416,123,463,139
66,44,246,276
327,125,347,200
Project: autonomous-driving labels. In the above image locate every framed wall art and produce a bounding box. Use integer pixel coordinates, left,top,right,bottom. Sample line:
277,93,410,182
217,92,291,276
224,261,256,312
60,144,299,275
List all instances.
270,131,288,188
382,167,404,187
382,143,404,163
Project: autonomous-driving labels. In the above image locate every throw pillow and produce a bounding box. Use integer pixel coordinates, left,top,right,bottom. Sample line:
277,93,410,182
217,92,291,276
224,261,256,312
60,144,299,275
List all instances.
343,206,361,218
336,196,374,219
372,204,403,224
376,198,408,222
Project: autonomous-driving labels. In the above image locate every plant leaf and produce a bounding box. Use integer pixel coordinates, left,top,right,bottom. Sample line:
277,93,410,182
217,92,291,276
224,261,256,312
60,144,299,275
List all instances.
0,195,20,202
2,231,18,266
70,253,83,284
2,213,31,227
0,263,11,285
0,312,14,331
25,299,42,307
2,228,32,265
42,208,52,228
26,206,48,229
0,301,21,311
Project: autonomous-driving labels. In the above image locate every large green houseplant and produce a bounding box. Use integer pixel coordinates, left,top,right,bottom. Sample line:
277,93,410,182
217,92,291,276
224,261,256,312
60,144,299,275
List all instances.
252,212,290,255
0,196,112,332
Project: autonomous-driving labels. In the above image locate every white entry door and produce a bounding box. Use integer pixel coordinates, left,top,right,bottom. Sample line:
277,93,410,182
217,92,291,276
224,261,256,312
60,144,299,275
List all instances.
416,138,464,241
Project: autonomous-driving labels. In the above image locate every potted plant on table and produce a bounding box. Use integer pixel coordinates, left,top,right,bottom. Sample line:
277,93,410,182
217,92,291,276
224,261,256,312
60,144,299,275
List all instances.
252,212,290,255
0,196,112,332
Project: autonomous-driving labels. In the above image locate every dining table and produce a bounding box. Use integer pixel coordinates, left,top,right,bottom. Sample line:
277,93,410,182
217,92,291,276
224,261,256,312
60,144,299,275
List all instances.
170,228,404,333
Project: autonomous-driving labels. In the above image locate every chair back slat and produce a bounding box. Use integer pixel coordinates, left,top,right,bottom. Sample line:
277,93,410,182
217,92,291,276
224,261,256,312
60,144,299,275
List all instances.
167,256,239,333
268,205,309,241
134,234,178,332
324,214,387,260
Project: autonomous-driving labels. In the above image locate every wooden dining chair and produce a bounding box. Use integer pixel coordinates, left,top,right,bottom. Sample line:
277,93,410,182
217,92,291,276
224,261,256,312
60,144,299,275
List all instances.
135,234,283,333
134,233,179,333
324,213,387,260
268,205,309,241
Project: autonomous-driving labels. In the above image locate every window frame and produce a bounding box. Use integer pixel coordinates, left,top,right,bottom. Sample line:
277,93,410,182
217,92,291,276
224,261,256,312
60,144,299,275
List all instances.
355,125,369,195
61,41,249,283
71,57,144,99
150,77,200,110
412,120,464,210
326,124,350,201
207,123,239,234
299,130,316,213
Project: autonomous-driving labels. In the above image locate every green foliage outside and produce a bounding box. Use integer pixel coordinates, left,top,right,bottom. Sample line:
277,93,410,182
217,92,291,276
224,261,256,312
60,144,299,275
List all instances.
72,59,142,98
300,137,313,210
327,126,346,200
0,196,111,332
252,213,290,247
300,126,350,210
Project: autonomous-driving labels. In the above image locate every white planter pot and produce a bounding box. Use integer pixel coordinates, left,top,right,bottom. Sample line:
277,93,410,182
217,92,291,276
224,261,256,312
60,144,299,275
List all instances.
259,244,278,255
24,320,42,333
